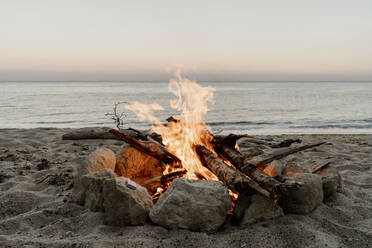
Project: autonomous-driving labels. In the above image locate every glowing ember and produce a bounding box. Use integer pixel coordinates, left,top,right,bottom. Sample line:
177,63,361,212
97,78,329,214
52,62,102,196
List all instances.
125,73,218,180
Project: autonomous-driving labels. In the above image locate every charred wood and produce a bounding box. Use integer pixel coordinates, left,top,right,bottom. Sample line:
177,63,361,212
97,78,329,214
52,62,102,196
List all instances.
195,145,271,198
109,129,180,164
143,170,187,187
214,144,301,196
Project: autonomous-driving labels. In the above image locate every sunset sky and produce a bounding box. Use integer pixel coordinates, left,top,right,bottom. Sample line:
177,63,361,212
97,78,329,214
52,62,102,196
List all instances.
1,0,371,81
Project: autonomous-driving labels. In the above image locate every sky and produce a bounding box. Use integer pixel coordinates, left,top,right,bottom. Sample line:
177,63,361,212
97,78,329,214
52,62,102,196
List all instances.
1,0,371,81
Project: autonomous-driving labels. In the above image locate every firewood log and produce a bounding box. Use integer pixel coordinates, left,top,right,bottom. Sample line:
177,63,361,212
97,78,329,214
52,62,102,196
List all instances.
109,129,180,164
195,145,271,198
213,144,301,196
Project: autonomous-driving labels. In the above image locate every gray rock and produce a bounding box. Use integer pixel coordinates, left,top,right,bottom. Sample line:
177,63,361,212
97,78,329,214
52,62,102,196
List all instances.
278,173,323,214
316,167,342,198
234,194,283,225
72,147,117,205
73,168,116,210
103,177,153,226
283,162,308,177
149,178,232,233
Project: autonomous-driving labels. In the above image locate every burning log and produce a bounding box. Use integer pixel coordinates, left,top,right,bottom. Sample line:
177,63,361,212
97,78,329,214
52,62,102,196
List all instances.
143,170,187,187
213,144,301,196
250,142,326,168
109,129,180,164
195,145,271,198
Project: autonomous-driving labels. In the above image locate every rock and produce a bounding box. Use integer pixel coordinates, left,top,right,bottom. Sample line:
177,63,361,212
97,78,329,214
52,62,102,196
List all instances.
102,177,153,226
72,168,116,208
85,148,116,174
115,146,159,178
316,167,342,198
72,148,116,204
283,162,308,177
278,173,323,214
149,178,232,233
263,160,284,177
233,194,283,225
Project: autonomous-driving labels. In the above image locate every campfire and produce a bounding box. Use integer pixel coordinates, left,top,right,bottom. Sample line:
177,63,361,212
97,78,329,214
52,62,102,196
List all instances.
70,75,339,232
108,75,325,202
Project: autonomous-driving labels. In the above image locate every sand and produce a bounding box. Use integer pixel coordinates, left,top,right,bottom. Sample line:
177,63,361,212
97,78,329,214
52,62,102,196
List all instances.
0,128,371,248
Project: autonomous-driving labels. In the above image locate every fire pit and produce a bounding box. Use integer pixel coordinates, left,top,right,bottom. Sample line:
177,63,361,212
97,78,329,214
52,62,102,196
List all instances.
70,75,341,232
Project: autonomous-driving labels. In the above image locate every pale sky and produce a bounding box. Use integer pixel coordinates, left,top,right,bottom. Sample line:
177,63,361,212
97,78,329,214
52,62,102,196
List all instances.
1,0,371,81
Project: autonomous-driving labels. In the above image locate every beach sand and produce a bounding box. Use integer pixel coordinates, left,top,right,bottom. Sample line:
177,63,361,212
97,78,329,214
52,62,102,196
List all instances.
0,128,371,248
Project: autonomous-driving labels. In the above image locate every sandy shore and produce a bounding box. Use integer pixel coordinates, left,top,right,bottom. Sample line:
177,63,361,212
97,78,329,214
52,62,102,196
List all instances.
0,128,371,248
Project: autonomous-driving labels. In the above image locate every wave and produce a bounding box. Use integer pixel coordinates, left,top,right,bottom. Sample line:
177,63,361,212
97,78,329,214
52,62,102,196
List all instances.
207,121,293,126
290,124,372,129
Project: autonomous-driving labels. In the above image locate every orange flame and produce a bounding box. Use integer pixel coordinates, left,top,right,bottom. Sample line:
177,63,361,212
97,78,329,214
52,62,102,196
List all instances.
126,73,218,180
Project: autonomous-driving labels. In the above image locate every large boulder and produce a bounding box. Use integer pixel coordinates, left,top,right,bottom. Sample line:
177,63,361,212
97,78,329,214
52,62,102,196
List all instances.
283,162,308,177
84,147,116,174
72,148,116,205
72,168,116,210
316,166,342,198
233,194,283,225
103,177,153,226
149,178,232,233
278,173,323,214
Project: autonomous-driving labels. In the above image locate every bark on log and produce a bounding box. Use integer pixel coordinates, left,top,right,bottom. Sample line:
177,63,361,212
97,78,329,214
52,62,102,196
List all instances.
251,142,326,168
195,145,271,198
214,144,301,196
62,127,121,140
62,127,146,140
109,129,180,164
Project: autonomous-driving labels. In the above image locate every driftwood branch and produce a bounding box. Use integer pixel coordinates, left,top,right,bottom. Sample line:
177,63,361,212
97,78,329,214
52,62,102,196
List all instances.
270,139,302,148
105,101,127,129
251,142,326,168
213,134,253,147
195,145,271,198
109,129,180,164
62,127,146,140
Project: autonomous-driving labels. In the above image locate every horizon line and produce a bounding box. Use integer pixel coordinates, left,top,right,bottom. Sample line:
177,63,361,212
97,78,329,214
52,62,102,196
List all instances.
1,80,372,83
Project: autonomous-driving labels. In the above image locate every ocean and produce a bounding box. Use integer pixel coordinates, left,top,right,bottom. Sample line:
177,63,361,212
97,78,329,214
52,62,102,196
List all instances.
1,81,371,134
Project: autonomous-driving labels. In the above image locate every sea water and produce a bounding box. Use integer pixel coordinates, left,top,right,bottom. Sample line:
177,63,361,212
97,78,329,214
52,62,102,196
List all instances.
1,81,371,134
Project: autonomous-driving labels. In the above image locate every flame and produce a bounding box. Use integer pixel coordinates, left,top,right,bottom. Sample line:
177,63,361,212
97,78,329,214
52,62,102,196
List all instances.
126,73,218,180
